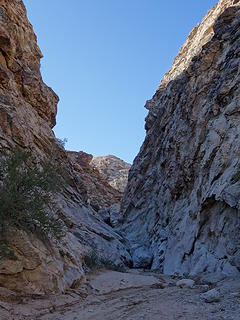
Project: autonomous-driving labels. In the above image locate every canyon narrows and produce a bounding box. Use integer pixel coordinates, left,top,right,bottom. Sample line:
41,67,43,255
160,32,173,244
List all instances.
0,0,240,319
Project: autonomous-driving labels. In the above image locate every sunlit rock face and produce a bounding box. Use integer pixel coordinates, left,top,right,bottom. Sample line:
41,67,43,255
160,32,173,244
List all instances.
120,0,240,276
0,0,58,152
0,0,131,294
90,155,131,193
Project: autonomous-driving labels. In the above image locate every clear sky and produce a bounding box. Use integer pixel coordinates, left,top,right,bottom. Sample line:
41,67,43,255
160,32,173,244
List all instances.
24,0,217,163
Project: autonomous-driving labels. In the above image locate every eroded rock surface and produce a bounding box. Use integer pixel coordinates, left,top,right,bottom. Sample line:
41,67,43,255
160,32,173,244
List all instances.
120,0,240,276
91,155,131,193
67,151,122,211
0,0,130,294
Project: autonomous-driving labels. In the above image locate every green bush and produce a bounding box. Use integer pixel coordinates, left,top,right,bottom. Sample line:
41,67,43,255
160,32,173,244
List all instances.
57,138,68,149
0,148,66,240
231,169,240,184
0,239,17,261
84,250,125,272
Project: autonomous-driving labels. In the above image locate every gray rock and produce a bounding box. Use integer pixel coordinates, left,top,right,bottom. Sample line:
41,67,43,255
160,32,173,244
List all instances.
90,155,131,193
230,292,240,298
197,284,210,292
132,246,153,269
109,203,121,228
200,288,221,303
176,279,195,289
98,203,121,228
199,273,227,285
119,1,240,277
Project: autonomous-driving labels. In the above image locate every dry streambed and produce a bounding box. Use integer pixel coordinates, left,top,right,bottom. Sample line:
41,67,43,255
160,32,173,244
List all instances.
0,270,240,320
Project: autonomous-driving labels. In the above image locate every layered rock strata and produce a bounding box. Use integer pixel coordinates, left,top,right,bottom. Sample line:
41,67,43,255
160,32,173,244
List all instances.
120,0,240,276
0,0,130,294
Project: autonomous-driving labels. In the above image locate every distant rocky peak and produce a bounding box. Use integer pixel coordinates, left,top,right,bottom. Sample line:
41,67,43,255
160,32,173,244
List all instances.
90,155,131,193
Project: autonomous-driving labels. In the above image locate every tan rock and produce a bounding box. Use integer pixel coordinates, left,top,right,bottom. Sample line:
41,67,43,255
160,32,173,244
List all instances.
90,155,131,193
67,151,122,211
0,0,131,294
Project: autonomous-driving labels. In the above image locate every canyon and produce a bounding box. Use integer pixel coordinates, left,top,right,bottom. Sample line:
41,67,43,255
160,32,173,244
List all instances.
0,0,240,318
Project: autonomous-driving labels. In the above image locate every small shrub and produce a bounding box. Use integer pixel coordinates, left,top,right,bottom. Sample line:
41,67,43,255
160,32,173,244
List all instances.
0,148,66,241
84,250,125,272
0,239,17,261
57,138,68,149
99,257,125,272
231,170,240,184
84,250,99,270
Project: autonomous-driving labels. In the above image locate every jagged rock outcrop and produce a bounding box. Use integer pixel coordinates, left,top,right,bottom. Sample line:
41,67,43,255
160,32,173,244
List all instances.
90,155,131,193
0,0,131,294
67,151,122,211
120,0,240,276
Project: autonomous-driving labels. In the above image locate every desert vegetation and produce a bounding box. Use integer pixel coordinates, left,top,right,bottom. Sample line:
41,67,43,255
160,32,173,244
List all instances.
0,148,66,259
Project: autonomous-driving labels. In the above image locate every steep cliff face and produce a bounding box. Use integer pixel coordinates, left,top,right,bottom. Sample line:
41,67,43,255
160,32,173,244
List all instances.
0,0,130,294
90,155,131,193
120,0,240,276
0,0,58,152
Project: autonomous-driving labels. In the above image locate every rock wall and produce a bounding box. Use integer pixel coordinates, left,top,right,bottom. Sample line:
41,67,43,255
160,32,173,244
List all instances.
90,155,131,193
0,0,130,294
67,151,122,211
120,0,240,276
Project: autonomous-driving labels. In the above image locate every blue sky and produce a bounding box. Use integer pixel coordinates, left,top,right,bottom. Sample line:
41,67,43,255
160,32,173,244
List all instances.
24,0,217,163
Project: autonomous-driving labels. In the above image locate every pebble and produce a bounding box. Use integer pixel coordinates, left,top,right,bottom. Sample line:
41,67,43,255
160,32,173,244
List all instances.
230,292,240,298
176,279,195,289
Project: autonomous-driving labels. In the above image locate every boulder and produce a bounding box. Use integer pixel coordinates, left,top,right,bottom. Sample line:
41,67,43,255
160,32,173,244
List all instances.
132,247,153,269
176,279,195,289
200,288,221,303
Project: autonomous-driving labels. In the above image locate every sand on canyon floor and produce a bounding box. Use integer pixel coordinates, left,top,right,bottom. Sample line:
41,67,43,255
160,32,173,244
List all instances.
0,270,240,320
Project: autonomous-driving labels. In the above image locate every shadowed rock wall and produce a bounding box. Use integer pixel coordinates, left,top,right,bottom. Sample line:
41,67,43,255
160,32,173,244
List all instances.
120,0,240,276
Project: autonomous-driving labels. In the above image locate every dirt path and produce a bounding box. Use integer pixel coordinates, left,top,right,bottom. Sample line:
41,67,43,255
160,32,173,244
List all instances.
1,270,239,320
